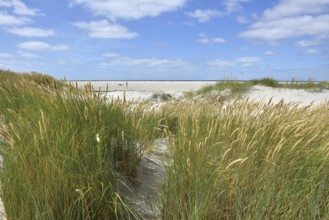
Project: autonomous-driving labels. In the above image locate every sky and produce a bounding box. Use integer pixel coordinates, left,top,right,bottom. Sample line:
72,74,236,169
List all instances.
0,0,328,80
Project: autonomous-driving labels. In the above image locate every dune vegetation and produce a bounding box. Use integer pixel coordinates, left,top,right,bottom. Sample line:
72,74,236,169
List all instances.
161,100,329,219
0,70,160,219
186,78,329,99
1,70,329,219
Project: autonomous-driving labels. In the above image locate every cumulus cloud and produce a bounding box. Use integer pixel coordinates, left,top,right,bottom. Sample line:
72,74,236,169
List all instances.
295,39,322,47
17,50,40,58
0,11,31,26
0,1,52,39
70,0,187,21
222,0,253,13
0,0,39,16
74,20,138,39
240,0,329,42
7,27,55,37
263,0,329,20
240,15,329,41
186,9,223,22
207,56,261,68
197,33,227,44
101,52,189,67
17,41,70,51
206,60,233,68
236,15,249,24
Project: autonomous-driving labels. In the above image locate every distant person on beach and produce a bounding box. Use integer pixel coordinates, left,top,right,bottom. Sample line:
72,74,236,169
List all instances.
126,82,128,89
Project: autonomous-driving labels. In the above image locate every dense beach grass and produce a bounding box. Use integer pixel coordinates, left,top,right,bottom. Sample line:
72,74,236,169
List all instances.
0,70,160,219
1,70,329,219
162,100,329,219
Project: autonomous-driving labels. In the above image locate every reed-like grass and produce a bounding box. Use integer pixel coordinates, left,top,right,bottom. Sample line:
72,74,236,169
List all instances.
0,70,160,219
162,100,329,219
191,80,252,98
2,70,329,219
189,78,329,100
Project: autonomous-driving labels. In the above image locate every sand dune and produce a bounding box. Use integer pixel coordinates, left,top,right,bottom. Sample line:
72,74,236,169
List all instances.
243,85,329,106
79,81,329,106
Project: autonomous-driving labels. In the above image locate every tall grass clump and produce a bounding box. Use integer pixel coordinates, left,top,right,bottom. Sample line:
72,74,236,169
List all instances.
196,81,252,97
286,80,329,91
162,100,329,219
0,70,159,219
191,78,329,100
251,78,280,87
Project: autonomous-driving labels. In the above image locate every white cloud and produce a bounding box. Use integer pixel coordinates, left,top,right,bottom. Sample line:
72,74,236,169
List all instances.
0,11,31,26
101,52,189,67
295,39,322,47
186,1,252,23
240,15,329,41
236,15,249,24
236,56,261,66
7,27,55,37
207,56,261,68
198,33,227,44
0,1,48,40
222,0,253,13
303,49,321,54
17,50,40,58
240,0,329,42
17,41,70,51
73,20,138,39
70,0,187,21
206,60,233,68
0,0,39,16
263,0,329,20
265,51,274,55
186,9,223,22
237,56,261,62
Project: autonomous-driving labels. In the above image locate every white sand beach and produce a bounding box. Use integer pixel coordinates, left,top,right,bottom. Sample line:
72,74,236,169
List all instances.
77,81,329,106
243,85,329,106
76,81,217,101
76,81,217,93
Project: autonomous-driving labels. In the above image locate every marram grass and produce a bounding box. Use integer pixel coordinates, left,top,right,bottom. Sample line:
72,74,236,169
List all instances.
162,100,329,219
1,70,329,219
188,78,329,99
0,70,160,219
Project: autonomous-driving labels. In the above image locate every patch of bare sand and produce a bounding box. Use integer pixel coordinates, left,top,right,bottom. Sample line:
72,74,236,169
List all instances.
243,85,329,106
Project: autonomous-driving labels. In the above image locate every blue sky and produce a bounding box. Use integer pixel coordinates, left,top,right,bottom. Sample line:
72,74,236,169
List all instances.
0,0,328,80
